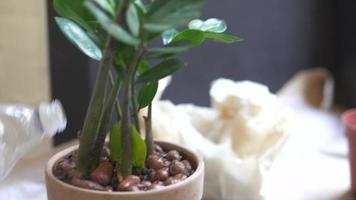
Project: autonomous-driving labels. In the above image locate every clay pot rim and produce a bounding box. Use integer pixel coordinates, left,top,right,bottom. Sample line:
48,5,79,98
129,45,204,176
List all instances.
46,141,204,196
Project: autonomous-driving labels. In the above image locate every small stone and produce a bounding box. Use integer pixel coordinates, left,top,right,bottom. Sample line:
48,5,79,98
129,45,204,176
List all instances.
164,177,180,186
169,160,186,176
166,150,182,161
118,175,141,191
147,155,165,170
67,168,81,179
174,173,187,181
127,186,140,192
137,180,152,190
105,186,113,192
90,161,114,186
141,180,152,187
154,167,169,181
148,181,164,190
182,160,192,170
154,144,164,153
71,177,105,191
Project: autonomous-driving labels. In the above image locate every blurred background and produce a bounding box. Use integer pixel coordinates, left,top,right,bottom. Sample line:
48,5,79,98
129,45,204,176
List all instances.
1,0,355,145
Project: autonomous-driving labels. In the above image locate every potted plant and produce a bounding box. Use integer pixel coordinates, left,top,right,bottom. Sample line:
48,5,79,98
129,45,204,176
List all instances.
45,0,242,199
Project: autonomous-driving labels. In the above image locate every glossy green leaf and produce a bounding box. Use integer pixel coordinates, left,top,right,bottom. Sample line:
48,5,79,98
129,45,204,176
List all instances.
110,122,122,162
131,125,147,167
171,29,205,46
144,0,206,32
204,32,243,43
137,58,186,83
55,17,102,60
145,46,190,59
137,61,151,75
189,18,227,33
134,0,146,13
85,1,139,46
53,0,94,31
109,123,147,167
95,0,116,16
162,29,178,45
126,4,140,37
138,82,158,109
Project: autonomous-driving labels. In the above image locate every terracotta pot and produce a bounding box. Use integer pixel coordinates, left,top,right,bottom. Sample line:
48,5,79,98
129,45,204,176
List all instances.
45,141,204,200
343,109,356,194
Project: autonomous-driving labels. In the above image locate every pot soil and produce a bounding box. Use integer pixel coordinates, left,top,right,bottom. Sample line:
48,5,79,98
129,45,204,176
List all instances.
45,141,204,200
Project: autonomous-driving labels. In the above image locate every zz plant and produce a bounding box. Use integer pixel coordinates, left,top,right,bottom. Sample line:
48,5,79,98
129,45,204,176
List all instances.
53,0,242,178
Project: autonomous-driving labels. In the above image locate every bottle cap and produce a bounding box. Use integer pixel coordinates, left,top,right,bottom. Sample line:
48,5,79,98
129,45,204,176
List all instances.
39,100,67,137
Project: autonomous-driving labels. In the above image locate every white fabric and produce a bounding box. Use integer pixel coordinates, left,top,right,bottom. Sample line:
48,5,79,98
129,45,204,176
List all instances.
146,79,290,200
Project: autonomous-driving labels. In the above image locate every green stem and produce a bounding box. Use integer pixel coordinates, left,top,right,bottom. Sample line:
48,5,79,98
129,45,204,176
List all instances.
145,103,153,156
76,37,113,175
130,79,140,131
120,43,145,177
109,70,122,120
93,75,121,154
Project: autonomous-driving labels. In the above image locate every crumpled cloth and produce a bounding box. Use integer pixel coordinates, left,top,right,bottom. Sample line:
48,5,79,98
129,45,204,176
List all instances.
142,78,291,200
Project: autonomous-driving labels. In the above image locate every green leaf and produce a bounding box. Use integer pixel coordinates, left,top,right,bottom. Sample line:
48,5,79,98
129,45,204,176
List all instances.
204,32,244,43
109,123,147,167
53,0,94,31
137,61,151,75
171,29,205,46
134,0,146,13
126,4,140,37
189,18,227,33
145,46,190,59
137,58,186,83
162,29,178,45
144,0,206,32
95,0,116,16
110,122,122,162
138,82,158,109
55,17,102,60
85,1,139,46
131,125,147,167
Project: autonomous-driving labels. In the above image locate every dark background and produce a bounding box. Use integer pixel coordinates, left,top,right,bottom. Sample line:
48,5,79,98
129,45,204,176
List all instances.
47,0,356,145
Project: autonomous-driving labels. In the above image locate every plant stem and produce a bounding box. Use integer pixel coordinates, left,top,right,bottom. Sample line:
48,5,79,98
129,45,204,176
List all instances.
120,43,145,177
130,77,140,131
76,37,113,175
109,70,122,120
76,0,129,176
145,103,154,156
93,74,121,156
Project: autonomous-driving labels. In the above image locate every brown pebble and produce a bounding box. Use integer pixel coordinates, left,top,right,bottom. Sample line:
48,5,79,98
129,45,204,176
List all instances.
141,180,152,187
127,186,140,192
71,177,105,191
154,167,169,181
164,177,180,186
67,168,81,179
118,175,141,191
147,155,166,170
149,181,165,190
137,180,152,190
174,173,187,181
181,160,192,171
169,160,186,176
166,150,182,161
90,161,114,186
105,186,113,192
154,144,163,153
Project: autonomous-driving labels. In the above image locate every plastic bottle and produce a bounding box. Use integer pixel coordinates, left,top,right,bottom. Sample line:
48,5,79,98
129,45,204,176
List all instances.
0,100,67,182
